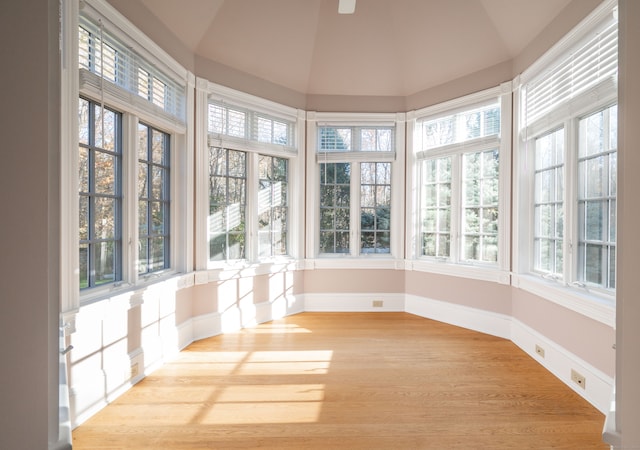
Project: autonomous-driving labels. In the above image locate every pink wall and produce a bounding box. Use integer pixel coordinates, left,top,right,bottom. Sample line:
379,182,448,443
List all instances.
304,269,404,294
512,289,615,377
405,271,512,316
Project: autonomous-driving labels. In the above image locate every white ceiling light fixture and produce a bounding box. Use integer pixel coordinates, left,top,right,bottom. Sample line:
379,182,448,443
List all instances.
338,0,356,14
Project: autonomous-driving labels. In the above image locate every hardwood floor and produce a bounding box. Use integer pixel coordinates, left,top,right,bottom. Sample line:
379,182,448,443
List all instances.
72,312,607,449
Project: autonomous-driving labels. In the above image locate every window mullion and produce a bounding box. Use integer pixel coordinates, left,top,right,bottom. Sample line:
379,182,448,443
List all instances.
450,154,461,264
122,113,138,284
564,118,578,285
246,152,259,263
351,162,361,257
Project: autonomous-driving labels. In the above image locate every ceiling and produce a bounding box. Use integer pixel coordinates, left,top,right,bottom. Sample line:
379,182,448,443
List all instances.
128,0,573,97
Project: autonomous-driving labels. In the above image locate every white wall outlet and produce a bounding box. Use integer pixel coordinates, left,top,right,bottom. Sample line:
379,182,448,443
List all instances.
130,362,139,379
535,344,545,358
571,369,586,389
372,300,384,307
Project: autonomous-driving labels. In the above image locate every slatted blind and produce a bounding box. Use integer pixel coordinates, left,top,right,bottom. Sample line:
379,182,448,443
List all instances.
78,16,186,123
208,101,296,150
525,17,617,124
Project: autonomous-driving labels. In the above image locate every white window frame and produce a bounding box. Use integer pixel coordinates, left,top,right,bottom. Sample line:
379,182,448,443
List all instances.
406,85,512,284
195,79,306,278
61,0,194,327
305,112,406,269
512,0,617,326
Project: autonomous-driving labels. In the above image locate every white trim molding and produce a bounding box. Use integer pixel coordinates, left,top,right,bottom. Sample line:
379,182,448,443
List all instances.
511,319,614,414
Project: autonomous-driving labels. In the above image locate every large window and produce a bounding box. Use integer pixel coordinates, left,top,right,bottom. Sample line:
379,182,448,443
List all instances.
78,98,122,289
201,86,300,268
311,119,401,259
517,0,617,300
414,94,508,270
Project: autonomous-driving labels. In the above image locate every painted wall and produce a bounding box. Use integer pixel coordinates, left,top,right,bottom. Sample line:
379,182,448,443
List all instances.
0,1,61,448
512,289,615,377
616,0,640,446
304,269,404,294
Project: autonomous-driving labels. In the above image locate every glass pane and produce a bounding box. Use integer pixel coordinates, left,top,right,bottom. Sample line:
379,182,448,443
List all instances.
335,232,350,253
585,244,603,285
464,208,480,233
95,106,117,151
580,111,604,157
610,152,617,196
94,197,116,239
320,232,335,254
361,185,375,208
464,236,479,260
209,234,225,261
151,166,165,200
482,235,498,262
482,208,498,234
94,241,116,285
335,208,350,230
138,162,148,199
320,209,334,229
150,236,165,271
361,231,375,252
274,231,287,256
377,186,391,206
609,105,618,150
79,244,89,289
79,98,89,145
585,201,604,241
139,200,149,236
610,199,616,242
258,155,271,179
586,156,606,198
361,208,375,230
377,207,390,230
376,163,391,184
79,196,89,241
482,178,499,205
138,124,148,161
228,150,246,177
151,201,165,234
209,148,226,176
274,121,289,145
464,179,480,205
376,232,391,253
438,208,451,232
258,210,270,232
258,231,271,258
152,130,166,165
361,163,376,184
227,109,246,138
95,151,116,194
138,239,148,274
79,147,89,193
228,232,245,259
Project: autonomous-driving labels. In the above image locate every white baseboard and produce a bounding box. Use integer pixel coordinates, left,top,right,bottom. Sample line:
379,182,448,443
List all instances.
303,292,405,312
510,319,613,414
405,294,512,339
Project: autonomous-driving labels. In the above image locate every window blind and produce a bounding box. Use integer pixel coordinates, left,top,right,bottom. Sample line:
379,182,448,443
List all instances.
208,101,296,152
524,16,617,125
78,15,186,123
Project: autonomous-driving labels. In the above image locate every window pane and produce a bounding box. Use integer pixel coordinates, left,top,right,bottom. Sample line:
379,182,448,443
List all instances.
577,107,617,288
79,147,89,193
320,163,351,255
95,151,116,194
94,241,116,285
360,162,391,254
94,197,116,239
258,155,289,258
533,128,564,275
208,148,246,261
421,156,451,258
79,98,89,145
79,244,89,289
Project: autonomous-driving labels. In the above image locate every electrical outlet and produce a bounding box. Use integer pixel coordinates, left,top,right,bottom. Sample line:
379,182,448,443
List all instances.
372,300,384,307
571,369,586,389
130,362,139,379
535,344,545,358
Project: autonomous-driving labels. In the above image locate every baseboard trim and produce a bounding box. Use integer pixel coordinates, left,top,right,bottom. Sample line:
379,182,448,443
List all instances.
405,294,512,339
303,292,405,312
510,318,613,414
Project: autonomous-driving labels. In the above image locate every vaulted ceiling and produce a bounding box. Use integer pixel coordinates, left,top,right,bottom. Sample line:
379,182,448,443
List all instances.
119,0,574,97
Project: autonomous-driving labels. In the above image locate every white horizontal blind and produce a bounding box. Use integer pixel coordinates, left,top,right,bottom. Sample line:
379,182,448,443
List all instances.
525,17,617,124
419,102,500,151
78,15,186,123
208,101,296,150
318,126,394,152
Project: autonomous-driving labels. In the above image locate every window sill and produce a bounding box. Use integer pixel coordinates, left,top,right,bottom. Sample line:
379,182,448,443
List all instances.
305,258,404,270
512,273,615,327
79,270,194,309
198,259,303,284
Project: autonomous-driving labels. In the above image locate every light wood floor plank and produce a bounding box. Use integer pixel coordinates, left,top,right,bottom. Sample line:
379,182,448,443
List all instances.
72,312,607,449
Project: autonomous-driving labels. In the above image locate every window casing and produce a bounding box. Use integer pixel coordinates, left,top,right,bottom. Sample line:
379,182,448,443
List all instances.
61,0,192,313
517,0,617,302
197,81,303,270
78,98,123,289
307,113,405,263
410,87,511,278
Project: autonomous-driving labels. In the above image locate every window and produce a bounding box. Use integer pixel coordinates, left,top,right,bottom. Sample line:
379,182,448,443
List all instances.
518,1,617,297
78,98,122,289
413,91,509,271
199,83,301,269
137,123,170,274
307,113,404,261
